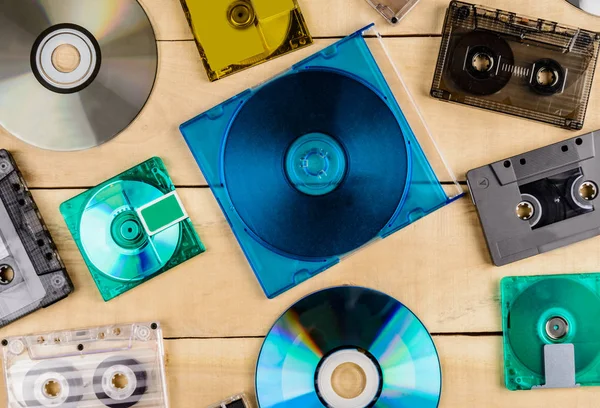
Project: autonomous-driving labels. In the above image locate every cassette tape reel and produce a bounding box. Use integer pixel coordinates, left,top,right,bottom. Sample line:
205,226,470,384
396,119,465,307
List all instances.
60,157,205,301
502,274,600,390
468,130,600,266
431,1,600,130
0,150,73,328
180,0,313,81
2,322,168,407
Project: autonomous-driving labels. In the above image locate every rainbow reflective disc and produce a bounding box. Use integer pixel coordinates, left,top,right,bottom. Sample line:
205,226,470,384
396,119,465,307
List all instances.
256,286,441,408
79,180,180,281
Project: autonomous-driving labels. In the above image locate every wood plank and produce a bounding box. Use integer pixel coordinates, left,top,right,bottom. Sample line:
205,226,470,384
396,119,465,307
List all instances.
148,0,600,40
2,37,598,187
1,188,600,338
2,336,599,407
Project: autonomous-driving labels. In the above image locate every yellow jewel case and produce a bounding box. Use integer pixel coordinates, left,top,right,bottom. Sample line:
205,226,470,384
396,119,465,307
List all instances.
180,0,313,81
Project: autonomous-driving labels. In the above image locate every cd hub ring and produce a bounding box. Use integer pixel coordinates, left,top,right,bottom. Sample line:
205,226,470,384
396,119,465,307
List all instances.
31,24,101,94
315,348,382,408
285,133,348,196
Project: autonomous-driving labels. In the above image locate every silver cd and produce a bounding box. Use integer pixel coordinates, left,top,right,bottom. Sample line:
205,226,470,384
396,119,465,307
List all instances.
566,0,600,16
0,0,158,151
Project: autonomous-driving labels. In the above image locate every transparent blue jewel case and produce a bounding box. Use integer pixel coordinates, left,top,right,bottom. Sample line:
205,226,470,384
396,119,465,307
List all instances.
180,24,463,298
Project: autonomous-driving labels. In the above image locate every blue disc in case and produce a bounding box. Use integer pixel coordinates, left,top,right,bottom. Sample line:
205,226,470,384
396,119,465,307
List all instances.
180,24,463,298
223,70,409,258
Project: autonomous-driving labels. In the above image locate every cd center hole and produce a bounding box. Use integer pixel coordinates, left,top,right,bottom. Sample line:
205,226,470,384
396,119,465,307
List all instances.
43,380,62,398
579,181,598,201
0,265,14,285
112,373,128,390
302,150,328,177
472,53,493,72
516,201,534,220
536,67,558,87
51,44,81,74
331,362,367,399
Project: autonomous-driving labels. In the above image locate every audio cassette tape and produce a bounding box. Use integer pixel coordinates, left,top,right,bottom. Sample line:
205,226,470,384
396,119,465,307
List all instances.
60,157,205,301
179,0,313,81
467,130,600,266
2,321,168,407
502,274,600,390
0,150,73,328
365,0,421,24
431,1,600,130
180,24,463,298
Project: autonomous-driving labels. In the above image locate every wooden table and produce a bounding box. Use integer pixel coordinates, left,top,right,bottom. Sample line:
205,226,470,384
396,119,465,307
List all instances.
1,0,599,406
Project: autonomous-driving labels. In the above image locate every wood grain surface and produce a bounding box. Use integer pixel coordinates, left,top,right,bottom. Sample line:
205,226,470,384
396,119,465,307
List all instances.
0,0,599,406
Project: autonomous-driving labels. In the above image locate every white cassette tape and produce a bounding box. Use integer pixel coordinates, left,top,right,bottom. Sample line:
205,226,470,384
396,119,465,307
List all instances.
2,322,168,407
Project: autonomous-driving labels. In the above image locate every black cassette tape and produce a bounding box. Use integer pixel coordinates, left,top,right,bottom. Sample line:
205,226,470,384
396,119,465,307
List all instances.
431,1,600,130
467,130,600,265
0,150,73,328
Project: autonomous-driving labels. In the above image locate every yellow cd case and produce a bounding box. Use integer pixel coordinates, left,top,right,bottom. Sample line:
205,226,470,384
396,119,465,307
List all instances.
180,0,313,81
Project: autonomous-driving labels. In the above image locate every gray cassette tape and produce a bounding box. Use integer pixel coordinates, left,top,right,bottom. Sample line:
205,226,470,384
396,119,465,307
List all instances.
2,322,168,407
467,130,600,265
0,150,72,327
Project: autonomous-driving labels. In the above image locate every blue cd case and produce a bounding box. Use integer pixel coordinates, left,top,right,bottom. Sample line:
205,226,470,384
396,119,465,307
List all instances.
180,24,462,298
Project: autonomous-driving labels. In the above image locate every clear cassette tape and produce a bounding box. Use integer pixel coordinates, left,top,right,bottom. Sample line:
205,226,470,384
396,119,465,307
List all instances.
2,322,168,407
431,1,600,130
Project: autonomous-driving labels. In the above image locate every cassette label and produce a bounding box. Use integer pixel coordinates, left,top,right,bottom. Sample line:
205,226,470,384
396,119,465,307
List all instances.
0,150,72,328
2,322,169,407
431,1,600,129
467,130,600,265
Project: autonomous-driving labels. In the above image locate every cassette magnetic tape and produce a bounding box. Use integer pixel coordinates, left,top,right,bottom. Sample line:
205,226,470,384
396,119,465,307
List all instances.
468,130,600,265
431,1,600,130
2,321,168,407
179,0,313,81
502,273,600,390
0,150,73,328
